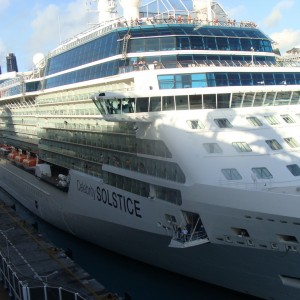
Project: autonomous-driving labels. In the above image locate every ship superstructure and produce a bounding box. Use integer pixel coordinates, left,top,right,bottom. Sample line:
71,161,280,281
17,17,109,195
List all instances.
1,1,300,299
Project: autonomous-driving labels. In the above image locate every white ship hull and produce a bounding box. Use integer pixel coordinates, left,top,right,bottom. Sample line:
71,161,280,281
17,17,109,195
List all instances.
1,1,300,299
1,159,300,300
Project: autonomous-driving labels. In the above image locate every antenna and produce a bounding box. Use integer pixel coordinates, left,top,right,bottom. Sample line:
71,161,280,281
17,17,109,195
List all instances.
206,0,212,21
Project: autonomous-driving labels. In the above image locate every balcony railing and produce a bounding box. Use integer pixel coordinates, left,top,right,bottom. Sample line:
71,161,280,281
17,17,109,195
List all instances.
119,59,300,74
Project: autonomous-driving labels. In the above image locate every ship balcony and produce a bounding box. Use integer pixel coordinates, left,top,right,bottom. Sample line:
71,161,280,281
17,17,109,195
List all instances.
168,230,209,248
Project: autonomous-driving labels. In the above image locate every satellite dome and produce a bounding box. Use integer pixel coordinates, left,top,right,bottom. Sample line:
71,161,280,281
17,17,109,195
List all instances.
33,53,45,67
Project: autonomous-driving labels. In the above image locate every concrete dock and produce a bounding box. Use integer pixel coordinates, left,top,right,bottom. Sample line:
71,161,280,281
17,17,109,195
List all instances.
0,201,119,300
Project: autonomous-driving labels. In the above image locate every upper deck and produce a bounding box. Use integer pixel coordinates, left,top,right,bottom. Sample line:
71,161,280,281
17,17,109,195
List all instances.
0,0,298,100
50,17,262,59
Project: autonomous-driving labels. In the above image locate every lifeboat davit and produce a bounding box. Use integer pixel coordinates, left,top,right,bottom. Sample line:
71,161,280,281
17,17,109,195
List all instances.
0,145,12,156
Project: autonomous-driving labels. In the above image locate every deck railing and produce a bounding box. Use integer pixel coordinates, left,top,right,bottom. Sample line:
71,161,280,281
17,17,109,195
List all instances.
48,16,259,59
119,59,300,74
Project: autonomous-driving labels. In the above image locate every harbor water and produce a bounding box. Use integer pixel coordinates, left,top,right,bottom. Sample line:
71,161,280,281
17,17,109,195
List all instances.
0,189,258,300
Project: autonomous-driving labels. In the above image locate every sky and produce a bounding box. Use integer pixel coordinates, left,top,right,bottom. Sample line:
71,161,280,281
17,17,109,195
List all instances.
0,0,300,72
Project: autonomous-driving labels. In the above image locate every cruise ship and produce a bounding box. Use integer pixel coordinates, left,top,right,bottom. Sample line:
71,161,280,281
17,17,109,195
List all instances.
1,0,300,299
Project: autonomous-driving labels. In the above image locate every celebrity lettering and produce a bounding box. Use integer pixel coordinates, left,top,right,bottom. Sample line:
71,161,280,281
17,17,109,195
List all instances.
77,180,142,218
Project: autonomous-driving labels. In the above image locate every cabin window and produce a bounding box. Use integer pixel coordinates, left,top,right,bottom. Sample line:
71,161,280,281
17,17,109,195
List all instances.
221,168,242,180
149,97,161,112
187,120,204,130
291,91,300,105
231,93,243,108
246,117,263,126
286,164,300,176
284,137,300,148
281,114,295,123
214,118,232,128
203,143,222,154
264,115,280,125
217,94,231,108
175,95,188,110
263,92,276,106
253,92,265,106
242,93,255,107
265,139,282,150
203,94,216,109
232,142,252,152
190,95,202,109
251,167,273,179
136,97,149,112
277,234,298,243
162,96,175,111
275,92,291,105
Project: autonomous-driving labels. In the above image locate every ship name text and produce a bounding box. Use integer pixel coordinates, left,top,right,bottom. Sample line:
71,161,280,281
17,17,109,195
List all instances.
77,180,142,218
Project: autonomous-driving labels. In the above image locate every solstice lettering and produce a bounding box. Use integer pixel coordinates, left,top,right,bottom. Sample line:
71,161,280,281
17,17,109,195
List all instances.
96,187,142,218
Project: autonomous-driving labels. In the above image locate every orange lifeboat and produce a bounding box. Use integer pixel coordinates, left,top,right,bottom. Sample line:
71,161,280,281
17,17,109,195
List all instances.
23,152,38,170
8,148,19,161
15,152,27,165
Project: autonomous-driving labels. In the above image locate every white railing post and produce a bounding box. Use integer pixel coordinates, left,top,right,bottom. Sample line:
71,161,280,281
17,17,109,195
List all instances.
22,284,29,300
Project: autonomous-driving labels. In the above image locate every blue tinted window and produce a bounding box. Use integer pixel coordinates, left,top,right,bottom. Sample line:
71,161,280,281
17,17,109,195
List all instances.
45,61,118,89
228,38,241,51
263,73,275,85
228,73,241,86
207,73,216,86
131,39,145,52
215,73,228,86
204,37,217,50
161,37,176,50
274,73,285,84
145,38,159,51
158,75,174,89
26,81,40,92
191,74,207,87
240,39,252,51
216,37,229,50
285,73,296,84
190,36,204,49
46,32,118,75
177,37,190,50
157,72,300,90
252,73,264,85
240,73,253,85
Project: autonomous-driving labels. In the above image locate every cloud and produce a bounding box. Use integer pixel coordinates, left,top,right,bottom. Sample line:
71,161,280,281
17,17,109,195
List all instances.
0,0,10,14
225,5,246,19
26,0,92,69
270,29,300,54
263,0,294,28
59,0,93,42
